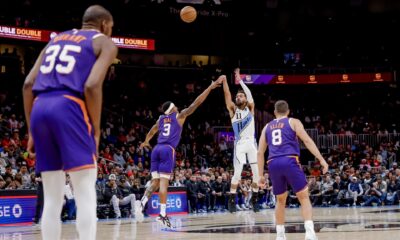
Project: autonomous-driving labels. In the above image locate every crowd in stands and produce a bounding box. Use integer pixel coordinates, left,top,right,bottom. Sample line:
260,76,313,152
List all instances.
1,64,400,219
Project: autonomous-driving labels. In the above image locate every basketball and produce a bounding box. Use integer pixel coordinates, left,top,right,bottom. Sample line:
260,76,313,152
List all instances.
180,6,197,23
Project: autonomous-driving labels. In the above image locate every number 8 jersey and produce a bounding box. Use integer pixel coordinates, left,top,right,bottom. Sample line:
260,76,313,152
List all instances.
265,117,300,159
157,112,183,149
33,29,103,95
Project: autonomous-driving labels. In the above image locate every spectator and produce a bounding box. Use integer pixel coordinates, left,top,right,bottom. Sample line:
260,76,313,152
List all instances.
104,174,136,218
19,163,31,188
186,175,198,213
362,182,382,206
211,176,226,211
348,176,363,206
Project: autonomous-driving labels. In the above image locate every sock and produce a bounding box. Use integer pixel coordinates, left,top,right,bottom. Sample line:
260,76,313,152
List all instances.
70,169,97,240
304,220,314,231
141,196,149,206
276,225,285,233
230,188,236,194
252,188,259,193
160,204,167,217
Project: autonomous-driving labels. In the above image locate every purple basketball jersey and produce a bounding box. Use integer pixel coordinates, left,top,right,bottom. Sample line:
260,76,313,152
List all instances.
33,29,102,95
157,112,182,148
265,117,300,159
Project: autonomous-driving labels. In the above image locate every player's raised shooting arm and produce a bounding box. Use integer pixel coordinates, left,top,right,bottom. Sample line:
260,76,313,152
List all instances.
236,68,255,113
23,49,45,133
257,125,268,175
84,36,118,144
178,76,223,121
222,75,235,117
292,118,329,174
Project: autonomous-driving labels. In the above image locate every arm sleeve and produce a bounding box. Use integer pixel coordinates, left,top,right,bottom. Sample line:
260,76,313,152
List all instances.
239,80,254,103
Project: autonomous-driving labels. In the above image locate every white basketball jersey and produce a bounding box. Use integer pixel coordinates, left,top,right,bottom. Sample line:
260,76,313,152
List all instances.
231,107,255,140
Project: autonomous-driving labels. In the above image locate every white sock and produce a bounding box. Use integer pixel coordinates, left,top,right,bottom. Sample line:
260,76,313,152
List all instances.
252,188,259,193
276,225,285,233
160,204,167,217
41,171,65,240
141,196,149,206
230,188,236,194
70,168,97,240
305,220,314,231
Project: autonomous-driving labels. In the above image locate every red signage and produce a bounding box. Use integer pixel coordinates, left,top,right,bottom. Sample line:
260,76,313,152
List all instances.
0,25,155,51
237,72,392,85
272,73,392,85
111,37,155,50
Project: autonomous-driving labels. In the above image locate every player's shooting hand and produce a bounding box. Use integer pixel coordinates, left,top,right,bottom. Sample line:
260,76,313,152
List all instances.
211,76,224,89
140,142,151,150
320,159,329,174
234,68,241,80
27,134,35,159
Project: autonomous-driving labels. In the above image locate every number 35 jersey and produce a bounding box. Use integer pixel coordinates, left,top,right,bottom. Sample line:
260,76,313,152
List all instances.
265,117,300,159
157,112,183,149
231,107,255,141
33,29,103,95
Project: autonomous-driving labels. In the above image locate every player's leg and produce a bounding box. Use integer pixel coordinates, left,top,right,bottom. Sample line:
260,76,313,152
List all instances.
295,188,317,239
69,168,97,240
229,144,245,213
267,158,289,239
136,146,161,222
247,142,260,212
55,95,100,238
285,156,317,240
275,191,288,240
156,174,172,228
41,171,66,240
30,97,65,239
155,145,175,228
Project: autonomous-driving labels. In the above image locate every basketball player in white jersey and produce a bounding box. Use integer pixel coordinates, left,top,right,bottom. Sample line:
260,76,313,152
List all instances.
222,68,260,213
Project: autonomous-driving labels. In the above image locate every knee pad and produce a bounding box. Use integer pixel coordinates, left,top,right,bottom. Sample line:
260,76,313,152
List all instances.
160,173,170,180
151,171,160,179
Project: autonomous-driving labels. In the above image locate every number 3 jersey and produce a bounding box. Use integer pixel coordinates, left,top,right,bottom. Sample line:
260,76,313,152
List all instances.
265,117,300,159
33,29,103,95
231,107,255,141
157,112,182,149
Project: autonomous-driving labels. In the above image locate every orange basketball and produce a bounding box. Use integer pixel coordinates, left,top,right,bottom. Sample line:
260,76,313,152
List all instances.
180,6,197,23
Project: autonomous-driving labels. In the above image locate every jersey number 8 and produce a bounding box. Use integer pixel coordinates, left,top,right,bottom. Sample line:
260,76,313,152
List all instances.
271,129,282,145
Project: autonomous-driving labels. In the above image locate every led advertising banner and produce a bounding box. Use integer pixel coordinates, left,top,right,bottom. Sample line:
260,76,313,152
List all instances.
0,194,37,226
146,189,188,216
0,25,155,50
235,72,392,85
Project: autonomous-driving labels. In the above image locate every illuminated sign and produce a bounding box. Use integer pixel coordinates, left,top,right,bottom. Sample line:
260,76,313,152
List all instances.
146,191,188,216
0,25,155,51
235,73,393,85
0,195,37,226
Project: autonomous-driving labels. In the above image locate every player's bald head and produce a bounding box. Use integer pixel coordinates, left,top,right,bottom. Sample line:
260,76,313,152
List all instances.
82,5,113,25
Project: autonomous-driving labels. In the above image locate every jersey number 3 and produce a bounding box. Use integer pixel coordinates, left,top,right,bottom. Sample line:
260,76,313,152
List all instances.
40,44,82,74
271,129,282,145
162,123,171,136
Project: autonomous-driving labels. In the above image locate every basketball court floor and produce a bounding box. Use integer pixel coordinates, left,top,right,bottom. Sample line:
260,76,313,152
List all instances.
1,207,399,239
